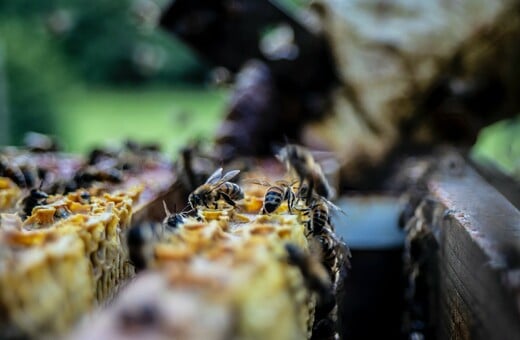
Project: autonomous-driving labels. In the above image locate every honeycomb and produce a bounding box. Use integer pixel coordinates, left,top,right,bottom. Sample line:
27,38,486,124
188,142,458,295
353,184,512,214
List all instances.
72,178,339,340
0,177,22,212
0,187,140,338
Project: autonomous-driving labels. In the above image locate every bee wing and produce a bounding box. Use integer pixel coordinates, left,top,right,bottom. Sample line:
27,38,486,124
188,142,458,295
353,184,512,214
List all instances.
274,179,293,187
205,167,223,184
242,178,271,187
309,150,336,162
322,197,346,216
218,169,240,183
206,169,241,192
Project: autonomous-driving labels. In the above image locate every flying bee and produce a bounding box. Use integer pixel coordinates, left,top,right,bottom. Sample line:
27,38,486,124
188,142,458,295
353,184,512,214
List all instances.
276,144,333,204
20,188,49,219
188,168,243,210
246,179,296,214
23,132,60,152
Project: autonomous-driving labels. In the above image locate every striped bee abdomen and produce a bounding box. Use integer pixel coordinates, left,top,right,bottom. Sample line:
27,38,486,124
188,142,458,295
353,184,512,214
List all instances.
262,186,285,214
219,182,244,200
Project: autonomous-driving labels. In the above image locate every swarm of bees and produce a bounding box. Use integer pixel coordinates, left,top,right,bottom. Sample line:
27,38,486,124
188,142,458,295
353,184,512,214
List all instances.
125,143,350,340
276,144,350,339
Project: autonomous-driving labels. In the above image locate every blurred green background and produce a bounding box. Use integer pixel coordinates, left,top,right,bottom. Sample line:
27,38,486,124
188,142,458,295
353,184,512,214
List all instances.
0,0,518,175
0,0,229,155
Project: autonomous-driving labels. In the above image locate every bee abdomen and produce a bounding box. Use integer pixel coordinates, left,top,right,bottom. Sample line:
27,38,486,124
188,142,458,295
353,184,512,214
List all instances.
221,182,244,200
312,209,328,234
318,235,337,277
262,188,284,214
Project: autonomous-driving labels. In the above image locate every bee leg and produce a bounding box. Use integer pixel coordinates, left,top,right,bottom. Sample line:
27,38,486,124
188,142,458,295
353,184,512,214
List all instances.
287,190,295,214
304,222,312,237
306,178,315,205
220,193,236,207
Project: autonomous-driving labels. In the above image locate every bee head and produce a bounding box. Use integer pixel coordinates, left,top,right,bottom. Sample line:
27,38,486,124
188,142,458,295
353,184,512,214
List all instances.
165,213,184,229
188,192,202,209
30,189,48,199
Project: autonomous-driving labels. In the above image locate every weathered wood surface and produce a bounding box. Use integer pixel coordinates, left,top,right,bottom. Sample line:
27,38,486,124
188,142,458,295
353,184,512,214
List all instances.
403,154,520,339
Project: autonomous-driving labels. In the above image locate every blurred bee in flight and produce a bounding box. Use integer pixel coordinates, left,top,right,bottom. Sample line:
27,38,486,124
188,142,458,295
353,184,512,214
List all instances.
276,144,333,204
188,167,243,210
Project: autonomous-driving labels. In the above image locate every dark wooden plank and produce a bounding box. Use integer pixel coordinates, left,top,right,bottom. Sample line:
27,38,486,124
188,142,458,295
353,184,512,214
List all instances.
403,152,520,339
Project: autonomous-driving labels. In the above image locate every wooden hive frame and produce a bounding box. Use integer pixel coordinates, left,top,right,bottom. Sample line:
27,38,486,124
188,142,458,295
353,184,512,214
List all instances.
401,151,520,339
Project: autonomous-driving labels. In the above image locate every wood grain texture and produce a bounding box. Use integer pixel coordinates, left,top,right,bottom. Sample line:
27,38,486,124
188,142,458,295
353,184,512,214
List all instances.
403,152,520,339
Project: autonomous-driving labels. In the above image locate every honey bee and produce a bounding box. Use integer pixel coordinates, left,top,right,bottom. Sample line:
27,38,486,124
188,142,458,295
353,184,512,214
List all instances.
307,196,345,234
73,166,123,188
285,243,335,313
18,164,40,189
315,233,337,277
310,199,332,235
285,243,332,295
307,197,351,280
54,205,71,220
246,179,296,214
276,144,333,203
188,168,243,210
0,156,27,188
20,188,49,218
315,228,352,278
162,202,190,230
263,181,296,214
78,191,91,204
128,203,195,271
